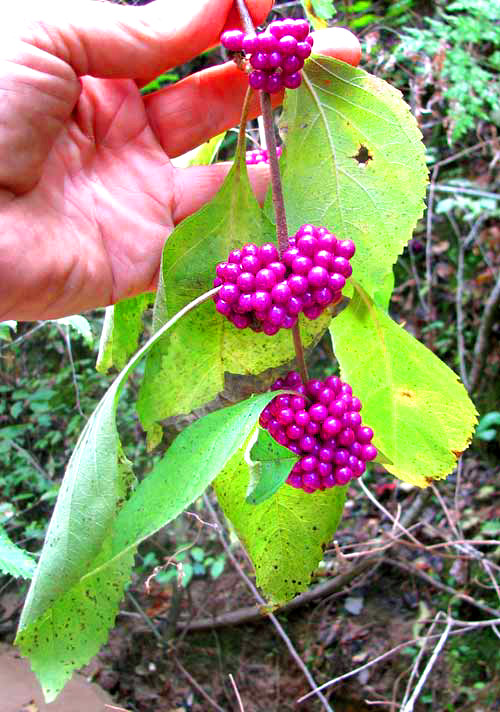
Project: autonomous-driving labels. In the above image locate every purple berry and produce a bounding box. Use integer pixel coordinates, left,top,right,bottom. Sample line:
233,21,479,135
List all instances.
303,305,323,320
216,299,231,316
296,224,316,237
292,255,313,275
302,472,321,490
361,444,377,461
336,239,356,259
287,473,303,488
221,30,245,51
252,291,271,311
318,446,335,463
297,236,318,256
236,293,254,312
269,20,287,39
259,243,280,264
249,70,267,90
286,423,303,440
237,272,255,292
250,52,270,70
256,32,277,52
288,274,308,295
329,399,346,418
296,41,312,58
268,305,286,326
309,403,328,422
279,35,298,55
299,435,316,452
283,314,298,329
224,263,240,281
269,51,283,68
272,281,292,304
265,72,283,93
317,233,337,252
262,322,280,335
290,395,306,410
220,284,239,303
255,268,277,290
287,296,304,315
333,449,349,466
231,313,250,329
322,473,337,489
263,263,284,283
242,34,258,53
305,421,320,436
331,256,353,278
322,417,342,437
295,410,310,427
318,461,333,477
335,467,354,485
328,274,346,292
241,255,261,274
338,428,355,447
277,408,294,426
357,426,374,443
301,455,318,472
282,55,303,73
283,247,300,267
308,266,329,288
318,388,334,405
314,250,332,269
283,72,302,89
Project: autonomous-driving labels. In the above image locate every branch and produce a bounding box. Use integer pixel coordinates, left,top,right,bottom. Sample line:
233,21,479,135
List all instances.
469,271,500,393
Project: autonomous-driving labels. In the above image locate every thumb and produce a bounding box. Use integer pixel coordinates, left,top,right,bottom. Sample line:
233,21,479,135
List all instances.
20,0,272,81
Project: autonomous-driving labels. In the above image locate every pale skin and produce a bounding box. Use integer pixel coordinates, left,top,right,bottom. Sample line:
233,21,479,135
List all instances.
0,0,361,321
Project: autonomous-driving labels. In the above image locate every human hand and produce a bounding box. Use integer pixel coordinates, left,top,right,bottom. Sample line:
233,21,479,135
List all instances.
0,0,361,321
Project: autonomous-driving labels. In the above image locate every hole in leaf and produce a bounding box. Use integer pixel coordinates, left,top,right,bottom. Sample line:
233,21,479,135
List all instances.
353,145,373,164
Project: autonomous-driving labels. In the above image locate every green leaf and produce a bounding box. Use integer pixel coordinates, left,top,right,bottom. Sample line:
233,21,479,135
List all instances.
0,320,17,341
0,525,37,579
215,450,346,604
278,56,428,308
173,132,226,168
245,428,299,505
15,287,222,702
96,293,153,373
329,284,478,487
301,0,334,28
137,134,329,432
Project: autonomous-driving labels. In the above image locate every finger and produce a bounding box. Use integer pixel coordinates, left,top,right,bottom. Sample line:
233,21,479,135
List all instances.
173,163,269,225
23,0,272,81
145,27,362,158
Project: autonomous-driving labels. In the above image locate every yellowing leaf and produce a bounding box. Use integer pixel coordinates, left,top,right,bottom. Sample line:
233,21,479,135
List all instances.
278,56,428,308
330,285,478,486
215,449,346,604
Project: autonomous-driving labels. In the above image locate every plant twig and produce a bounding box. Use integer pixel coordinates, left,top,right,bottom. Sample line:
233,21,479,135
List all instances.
234,0,309,384
229,674,245,712
400,616,453,712
469,270,500,393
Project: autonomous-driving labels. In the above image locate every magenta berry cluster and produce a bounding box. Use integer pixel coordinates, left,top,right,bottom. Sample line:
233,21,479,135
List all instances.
246,145,282,165
213,242,298,335
221,18,313,93
260,371,377,493
213,225,355,334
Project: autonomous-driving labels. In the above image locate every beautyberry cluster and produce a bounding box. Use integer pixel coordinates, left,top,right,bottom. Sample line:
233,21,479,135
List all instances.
213,242,298,335
246,145,282,165
260,371,377,493
213,225,355,334
221,19,313,93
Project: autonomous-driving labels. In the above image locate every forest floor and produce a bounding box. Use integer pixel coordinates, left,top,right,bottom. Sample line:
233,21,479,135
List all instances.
57,453,500,712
